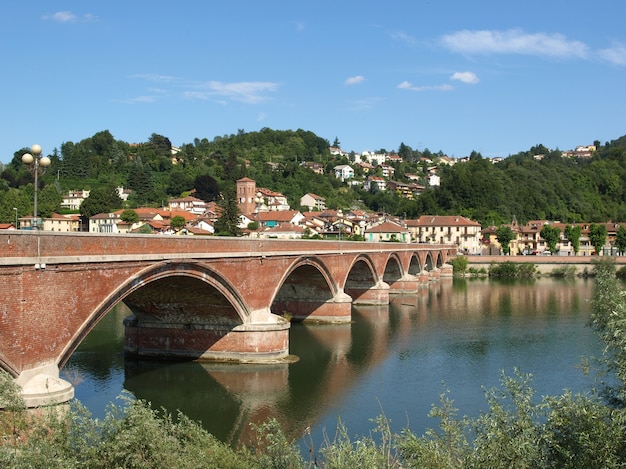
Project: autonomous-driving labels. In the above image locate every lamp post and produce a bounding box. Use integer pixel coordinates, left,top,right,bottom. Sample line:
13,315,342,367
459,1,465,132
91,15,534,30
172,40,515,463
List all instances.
13,207,18,229
22,144,51,230
254,191,263,238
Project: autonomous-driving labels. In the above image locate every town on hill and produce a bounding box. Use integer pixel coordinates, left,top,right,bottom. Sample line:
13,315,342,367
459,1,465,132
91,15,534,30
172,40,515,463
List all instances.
1,128,626,255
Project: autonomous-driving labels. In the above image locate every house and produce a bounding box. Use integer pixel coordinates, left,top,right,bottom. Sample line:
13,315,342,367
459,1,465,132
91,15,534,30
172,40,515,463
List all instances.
61,190,90,211
407,215,482,254
363,176,386,192
334,165,354,182
258,210,304,228
167,196,207,215
42,213,81,232
379,164,395,179
301,161,325,175
365,221,410,243
0,223,17,231
300,193,326,211
386,181,425,199
264,223,307,239
19,213,82,232
258,187,290,211
426,174,440,187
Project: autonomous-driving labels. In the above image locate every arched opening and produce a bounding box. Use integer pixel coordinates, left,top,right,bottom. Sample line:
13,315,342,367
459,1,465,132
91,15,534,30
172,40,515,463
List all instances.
345,258,378,303
408,253,422,275
382,255,404,290
272,262,336,322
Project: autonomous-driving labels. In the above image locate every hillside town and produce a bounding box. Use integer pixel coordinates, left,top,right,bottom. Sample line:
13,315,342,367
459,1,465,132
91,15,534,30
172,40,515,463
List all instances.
1,142,620,257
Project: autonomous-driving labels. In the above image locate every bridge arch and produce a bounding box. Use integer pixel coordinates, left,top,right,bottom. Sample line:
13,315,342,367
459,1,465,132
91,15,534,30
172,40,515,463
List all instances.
408,252,423,275
382,253,405,284
60,261,250,367
271,256,349,322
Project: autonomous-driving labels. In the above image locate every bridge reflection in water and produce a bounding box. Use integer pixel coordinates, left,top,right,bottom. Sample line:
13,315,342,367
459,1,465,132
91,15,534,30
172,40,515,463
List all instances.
67,277,600,448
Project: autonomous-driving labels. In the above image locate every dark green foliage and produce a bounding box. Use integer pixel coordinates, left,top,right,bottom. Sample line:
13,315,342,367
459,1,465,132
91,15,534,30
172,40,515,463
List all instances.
214,188,242,236
564,224,582,254
79,185,123,218
449,256,469,274
495,226,515,254
540,225,562,253
489,261,537,278
5,129,626,225
120,209,139,224
589,223,608,255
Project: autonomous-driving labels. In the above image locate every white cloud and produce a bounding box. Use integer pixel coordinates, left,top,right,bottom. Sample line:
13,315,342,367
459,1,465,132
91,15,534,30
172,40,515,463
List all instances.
397,81,453,92
345,75,365,85
44,11,77,22
451,71,479,84
390,31,417,46
598,44,626,66
441,29,589,59
43,11,97,22
186,81,279,104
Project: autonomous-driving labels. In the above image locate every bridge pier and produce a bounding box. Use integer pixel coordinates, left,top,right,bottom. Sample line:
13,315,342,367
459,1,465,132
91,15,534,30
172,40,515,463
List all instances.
13,363,74,408
123,312,291,363
387,274,420,294
275,290,353,323
346,280,390,306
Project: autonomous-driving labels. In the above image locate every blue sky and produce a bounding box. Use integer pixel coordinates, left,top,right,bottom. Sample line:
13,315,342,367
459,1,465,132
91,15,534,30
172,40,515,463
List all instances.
2,1,625,164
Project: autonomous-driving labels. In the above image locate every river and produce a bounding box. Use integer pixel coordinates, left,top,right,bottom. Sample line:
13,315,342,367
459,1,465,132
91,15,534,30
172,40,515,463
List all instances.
63,277,603,448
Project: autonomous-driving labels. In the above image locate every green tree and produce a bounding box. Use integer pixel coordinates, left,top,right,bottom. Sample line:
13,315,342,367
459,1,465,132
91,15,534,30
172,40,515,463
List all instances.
120,209,139,224
194,174,220,202
616,225,626,255
79,186,122,218
540,225,562,254
564,224,583,255
214,188,242,236
170,215,186,232
495,225,515,255
589,223,608,255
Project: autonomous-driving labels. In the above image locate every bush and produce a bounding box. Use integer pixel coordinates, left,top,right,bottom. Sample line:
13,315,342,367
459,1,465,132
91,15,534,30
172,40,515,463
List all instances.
489,262,537,278
449,256,469,275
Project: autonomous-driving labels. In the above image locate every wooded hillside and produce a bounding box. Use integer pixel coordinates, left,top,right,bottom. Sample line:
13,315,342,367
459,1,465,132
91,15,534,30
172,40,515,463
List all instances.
1,128,625,226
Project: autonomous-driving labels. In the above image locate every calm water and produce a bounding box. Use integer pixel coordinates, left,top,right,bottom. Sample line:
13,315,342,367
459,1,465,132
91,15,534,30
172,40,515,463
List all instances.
64,277,602,447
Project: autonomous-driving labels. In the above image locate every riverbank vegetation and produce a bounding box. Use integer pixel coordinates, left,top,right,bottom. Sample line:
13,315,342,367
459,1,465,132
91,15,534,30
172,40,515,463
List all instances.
2,260,626,467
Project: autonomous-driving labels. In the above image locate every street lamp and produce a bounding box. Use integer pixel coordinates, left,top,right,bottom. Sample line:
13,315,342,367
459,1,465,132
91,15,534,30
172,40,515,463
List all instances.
254,191,263,238
22,144,50,230
13,207,18,229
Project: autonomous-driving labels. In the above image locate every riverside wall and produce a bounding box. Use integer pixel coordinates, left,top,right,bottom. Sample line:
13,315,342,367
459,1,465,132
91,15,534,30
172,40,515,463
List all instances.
467,255,626,275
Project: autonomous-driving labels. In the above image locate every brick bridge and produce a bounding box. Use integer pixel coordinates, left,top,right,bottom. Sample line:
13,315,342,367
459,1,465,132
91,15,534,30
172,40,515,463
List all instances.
0,231,455,406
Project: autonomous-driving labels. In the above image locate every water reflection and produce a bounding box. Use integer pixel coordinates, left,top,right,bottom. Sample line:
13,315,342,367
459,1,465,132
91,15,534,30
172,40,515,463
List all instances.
65,277,602,446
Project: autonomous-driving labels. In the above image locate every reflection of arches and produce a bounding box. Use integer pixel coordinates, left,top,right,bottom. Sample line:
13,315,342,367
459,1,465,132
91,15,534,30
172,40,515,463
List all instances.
271,257,337,321
60,262,248,367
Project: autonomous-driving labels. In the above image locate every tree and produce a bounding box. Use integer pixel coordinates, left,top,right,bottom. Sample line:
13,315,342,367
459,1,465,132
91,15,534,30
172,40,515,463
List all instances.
540,225,561,254
495,226,515,255
213,189,242,236
170,215,186,232
194,174,220,202
589,223,608,255
616,225,626,255
564,224,582,255
79,186,122,218
120,209,139,224
332,137,340,148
